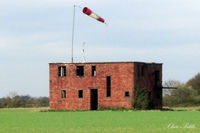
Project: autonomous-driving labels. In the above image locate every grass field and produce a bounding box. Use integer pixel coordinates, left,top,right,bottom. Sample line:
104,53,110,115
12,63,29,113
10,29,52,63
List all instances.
0,108,200,133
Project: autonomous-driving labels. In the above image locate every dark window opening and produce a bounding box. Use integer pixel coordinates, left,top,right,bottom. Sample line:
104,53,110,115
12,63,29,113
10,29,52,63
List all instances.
141,65,145,76
106,76,111,97
156,93,161,99
76,66,84,77
58,66,66,77
148,91,152,99
125,91,130,97
137,65,140,77
92,66,96,77
155,70,160,81
61,90,66,99
78,90,83,98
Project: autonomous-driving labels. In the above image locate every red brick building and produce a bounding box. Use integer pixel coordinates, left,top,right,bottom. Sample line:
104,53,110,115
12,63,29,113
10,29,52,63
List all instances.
49,62,162,110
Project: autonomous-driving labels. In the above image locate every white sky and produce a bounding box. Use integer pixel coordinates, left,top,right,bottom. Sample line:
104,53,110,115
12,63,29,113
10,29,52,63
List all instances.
0,0,200,97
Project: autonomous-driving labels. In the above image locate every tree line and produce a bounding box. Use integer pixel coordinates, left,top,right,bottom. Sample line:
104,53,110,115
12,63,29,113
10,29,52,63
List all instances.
163,73,200,107
0,93,49,108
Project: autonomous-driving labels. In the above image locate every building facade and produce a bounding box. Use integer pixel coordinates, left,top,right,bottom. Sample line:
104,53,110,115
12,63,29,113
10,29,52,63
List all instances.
49,62,162,110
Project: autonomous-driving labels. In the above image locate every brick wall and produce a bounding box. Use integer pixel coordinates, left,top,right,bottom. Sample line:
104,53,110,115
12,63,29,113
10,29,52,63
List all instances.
134,63,162,109
49,62,162,110
50,62,134,110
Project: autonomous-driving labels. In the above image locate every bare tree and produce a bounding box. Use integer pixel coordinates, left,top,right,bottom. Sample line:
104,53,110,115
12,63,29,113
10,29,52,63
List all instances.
163,80,182,96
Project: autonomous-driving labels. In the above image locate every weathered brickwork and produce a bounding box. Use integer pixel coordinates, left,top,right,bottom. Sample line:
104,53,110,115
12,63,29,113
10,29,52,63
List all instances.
134,63,163,109
49,62,162,110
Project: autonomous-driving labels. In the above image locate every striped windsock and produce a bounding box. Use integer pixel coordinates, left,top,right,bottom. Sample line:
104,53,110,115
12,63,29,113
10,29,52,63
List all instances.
83,7,105,23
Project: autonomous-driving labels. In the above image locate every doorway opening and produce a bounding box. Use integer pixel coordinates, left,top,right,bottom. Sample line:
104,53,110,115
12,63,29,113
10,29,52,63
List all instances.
90,89,98,110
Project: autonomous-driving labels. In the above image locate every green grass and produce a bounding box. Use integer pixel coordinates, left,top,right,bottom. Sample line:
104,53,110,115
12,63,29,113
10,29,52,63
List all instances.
171,106,200,111
0,108,199,133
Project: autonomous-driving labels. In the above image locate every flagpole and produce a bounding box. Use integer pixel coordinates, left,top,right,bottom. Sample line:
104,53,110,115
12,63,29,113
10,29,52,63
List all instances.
71,5,75,63
71,5,105,63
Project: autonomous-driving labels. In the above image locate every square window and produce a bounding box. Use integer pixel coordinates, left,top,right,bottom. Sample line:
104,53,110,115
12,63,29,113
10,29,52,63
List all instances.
61,90,66,99
76,66,84,77
125,91,130,97
156,93,161,99
58,66,66,77
78,90,83,98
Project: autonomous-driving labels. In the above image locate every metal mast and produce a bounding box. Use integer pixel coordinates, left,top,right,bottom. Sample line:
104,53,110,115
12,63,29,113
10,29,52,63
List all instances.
71,5,76,63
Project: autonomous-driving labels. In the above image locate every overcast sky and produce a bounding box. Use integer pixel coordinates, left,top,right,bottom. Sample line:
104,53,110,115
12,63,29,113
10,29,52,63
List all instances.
0,0,200,97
